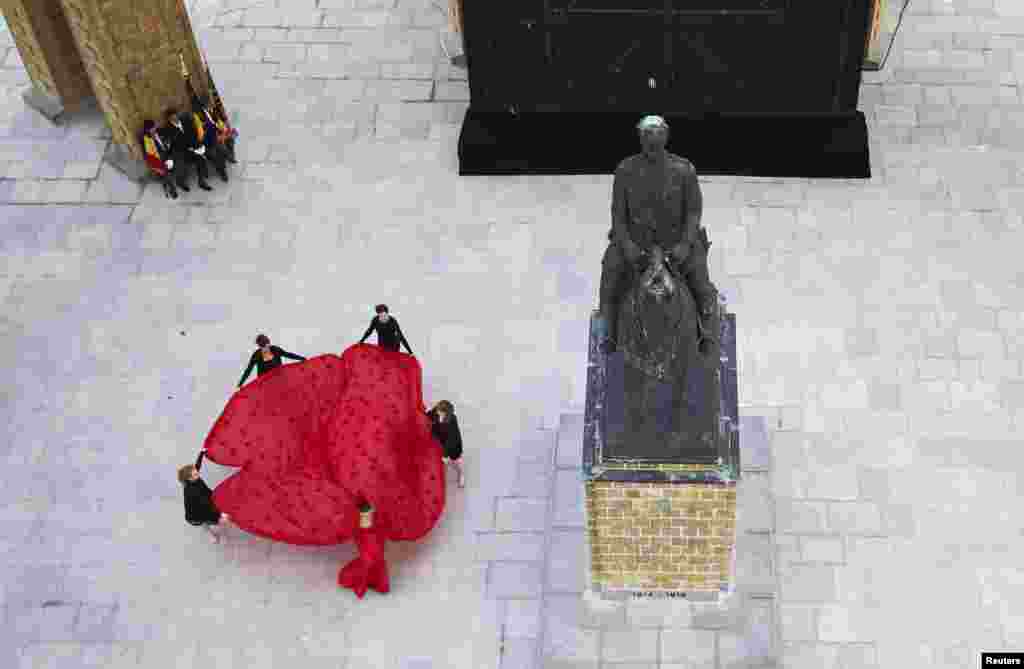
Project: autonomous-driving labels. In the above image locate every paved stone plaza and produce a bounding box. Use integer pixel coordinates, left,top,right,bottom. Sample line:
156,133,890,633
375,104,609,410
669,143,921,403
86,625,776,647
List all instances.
1,0,1024,667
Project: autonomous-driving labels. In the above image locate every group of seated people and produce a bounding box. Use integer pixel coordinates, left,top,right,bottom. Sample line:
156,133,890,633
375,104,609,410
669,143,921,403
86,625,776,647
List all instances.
141,93,238,199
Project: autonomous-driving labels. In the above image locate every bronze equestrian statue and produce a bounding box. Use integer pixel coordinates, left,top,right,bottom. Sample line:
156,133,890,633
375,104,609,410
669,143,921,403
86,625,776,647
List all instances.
598,116,720,448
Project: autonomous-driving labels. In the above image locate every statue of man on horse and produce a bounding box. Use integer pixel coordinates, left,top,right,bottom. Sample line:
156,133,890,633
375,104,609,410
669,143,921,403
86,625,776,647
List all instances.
598,116,721,448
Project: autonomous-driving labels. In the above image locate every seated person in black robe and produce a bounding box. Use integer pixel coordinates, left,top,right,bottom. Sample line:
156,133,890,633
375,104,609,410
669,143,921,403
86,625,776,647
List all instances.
159,106,213,192
190,92,230,182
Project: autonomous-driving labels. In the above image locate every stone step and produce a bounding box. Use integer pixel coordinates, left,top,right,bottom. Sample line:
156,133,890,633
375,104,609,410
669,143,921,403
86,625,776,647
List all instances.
507,460,552,499
737,470,774,534
551,469,585,529
739,415,770,472
555,412,584,470
734,532,776,597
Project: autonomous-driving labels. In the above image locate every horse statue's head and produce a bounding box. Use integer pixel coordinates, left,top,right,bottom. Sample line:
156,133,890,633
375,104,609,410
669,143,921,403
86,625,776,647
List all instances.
637,245,678,304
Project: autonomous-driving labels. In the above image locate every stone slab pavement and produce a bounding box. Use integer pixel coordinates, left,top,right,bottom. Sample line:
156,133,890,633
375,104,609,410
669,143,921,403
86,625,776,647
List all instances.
1,0,1024,667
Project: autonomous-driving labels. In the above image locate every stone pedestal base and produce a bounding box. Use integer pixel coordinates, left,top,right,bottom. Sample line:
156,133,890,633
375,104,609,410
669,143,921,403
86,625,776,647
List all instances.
582,303,740,602
104,142,151,184
21,85,67,123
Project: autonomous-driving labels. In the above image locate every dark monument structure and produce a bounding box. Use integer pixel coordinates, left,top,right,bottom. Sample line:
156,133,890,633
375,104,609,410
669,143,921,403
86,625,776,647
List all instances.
457,0,874,177
582,117,740,600
598,116,725,462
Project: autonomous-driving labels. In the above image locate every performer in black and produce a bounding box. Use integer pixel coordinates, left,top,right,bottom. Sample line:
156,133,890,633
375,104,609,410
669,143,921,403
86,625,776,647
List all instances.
179,449,232,543
426,400,465,488
237,334,307,388
159,106,213,192
358,305,413,355
190,93,230,182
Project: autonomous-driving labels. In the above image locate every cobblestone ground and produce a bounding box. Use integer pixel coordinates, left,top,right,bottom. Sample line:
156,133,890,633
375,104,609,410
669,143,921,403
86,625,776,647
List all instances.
1,0,1023,667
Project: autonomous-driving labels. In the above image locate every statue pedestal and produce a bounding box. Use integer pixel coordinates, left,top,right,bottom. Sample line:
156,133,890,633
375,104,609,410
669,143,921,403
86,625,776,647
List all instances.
581,302,741,603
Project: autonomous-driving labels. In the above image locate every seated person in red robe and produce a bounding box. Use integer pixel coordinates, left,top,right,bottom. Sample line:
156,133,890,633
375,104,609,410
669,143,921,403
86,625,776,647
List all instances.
141,119,179,200
201,343,445,598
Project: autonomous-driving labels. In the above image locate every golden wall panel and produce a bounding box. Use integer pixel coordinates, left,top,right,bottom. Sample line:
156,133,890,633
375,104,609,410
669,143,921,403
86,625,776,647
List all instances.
1,0,92,108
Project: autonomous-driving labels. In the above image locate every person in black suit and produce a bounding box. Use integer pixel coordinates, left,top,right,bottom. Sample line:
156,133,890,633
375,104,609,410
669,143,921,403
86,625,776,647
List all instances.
158,106,212,192
358,304,413,355
190,93,229,183
178,449,232,543
237,334,307,389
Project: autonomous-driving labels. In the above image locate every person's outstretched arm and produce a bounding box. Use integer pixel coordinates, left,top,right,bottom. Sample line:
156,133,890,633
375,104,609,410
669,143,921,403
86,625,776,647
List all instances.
194,449,206,472
358,319,376,344
395,320,413,355
276,345,306,361
238,353,256,388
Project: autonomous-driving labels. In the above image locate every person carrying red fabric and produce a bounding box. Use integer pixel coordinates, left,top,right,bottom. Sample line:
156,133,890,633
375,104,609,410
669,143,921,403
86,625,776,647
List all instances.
427,400,465,488
237,334,307,389
178,449,233,543
358,304,413,355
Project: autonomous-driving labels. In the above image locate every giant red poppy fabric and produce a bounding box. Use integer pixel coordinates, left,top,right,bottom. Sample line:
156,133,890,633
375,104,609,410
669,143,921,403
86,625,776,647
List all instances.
202,344,445,550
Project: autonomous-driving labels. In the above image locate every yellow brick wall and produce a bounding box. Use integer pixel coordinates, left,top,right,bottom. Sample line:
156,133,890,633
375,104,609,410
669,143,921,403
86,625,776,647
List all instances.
1,0,93,108
585,481,737,593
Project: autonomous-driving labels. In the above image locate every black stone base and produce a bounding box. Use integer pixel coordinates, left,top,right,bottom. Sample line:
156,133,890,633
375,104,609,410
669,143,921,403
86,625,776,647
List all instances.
582,304,740,482
458,109,871,178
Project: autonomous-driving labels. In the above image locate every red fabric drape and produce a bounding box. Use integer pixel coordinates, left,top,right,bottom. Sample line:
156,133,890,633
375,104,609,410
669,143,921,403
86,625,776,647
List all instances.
202,345,445,588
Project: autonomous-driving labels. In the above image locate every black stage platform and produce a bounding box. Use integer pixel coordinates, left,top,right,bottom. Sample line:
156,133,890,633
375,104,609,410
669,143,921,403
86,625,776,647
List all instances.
457,110,871,178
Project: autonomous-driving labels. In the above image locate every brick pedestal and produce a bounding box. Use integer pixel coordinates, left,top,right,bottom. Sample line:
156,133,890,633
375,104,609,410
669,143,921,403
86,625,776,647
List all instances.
585,479,737,600
582,302,741,603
